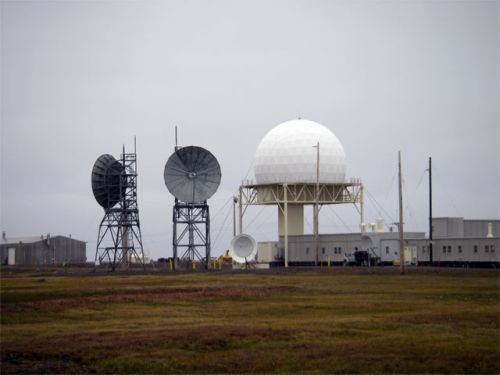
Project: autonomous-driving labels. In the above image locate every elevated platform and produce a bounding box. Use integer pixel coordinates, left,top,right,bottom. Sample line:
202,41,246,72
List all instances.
238,179,364,268
239,180,362,205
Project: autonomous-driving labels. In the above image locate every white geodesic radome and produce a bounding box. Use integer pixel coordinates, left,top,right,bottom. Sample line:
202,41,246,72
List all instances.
253,119,347,184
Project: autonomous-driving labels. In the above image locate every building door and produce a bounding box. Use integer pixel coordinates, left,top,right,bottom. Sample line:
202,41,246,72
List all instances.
404,246,417,265
8,248,15,265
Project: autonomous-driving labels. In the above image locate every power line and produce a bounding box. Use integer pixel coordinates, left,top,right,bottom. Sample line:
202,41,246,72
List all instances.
242,159,255,183
245,205,268,230
365,188,397,224
212,202,233,250
211,195,233,221
381,171,398,213
403,169,426,221
326,205,353,233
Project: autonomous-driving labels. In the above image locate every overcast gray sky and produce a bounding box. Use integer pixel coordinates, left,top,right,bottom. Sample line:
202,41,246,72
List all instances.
1,0,499,261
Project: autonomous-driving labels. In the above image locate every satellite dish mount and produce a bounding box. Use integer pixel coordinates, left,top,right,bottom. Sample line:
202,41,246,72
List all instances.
164,135,221,270
172,198,211,268
92,138,145,271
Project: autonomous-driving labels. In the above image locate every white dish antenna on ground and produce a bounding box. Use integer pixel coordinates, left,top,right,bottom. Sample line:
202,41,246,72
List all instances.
229,234,257,264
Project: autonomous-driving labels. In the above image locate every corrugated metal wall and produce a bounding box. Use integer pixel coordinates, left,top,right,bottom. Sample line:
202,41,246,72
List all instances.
0,236,86,265
464,220,500,238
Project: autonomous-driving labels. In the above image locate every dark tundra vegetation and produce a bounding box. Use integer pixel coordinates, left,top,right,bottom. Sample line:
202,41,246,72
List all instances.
1,268,499,374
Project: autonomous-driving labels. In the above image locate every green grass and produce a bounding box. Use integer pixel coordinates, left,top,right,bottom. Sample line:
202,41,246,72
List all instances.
1,268,499,374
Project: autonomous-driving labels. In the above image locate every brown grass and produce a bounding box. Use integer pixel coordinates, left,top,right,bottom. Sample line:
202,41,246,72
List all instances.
1,286,280,313
1,268,499,374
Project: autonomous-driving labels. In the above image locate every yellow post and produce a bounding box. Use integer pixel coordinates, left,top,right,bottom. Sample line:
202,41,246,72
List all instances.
192,262,196,270
169,259,173,271
328,255,331,271
219,258,223,269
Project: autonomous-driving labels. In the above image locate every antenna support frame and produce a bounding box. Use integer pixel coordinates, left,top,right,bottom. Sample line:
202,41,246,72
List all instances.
94,146,145,271
172,199,211,269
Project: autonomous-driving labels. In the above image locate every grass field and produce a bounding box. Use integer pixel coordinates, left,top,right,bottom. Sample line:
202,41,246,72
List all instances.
1,267,499,374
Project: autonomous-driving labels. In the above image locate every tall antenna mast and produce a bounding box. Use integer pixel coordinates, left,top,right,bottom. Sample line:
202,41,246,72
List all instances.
313,142,320,267
175,126,178,151
428,157,433,264
398,151,405,275
134,136,137,174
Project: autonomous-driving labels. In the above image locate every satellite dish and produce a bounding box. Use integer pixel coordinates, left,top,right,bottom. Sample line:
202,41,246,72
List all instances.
91,154,125,209
164,146,221,203
230,234,257,264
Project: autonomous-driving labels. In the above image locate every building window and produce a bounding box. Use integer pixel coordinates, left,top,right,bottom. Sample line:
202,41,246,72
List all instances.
491,245,495,253
485,245,489,253
474,245,478,253
447,246,452,253
442,246,446,254
386,246,389,254
458,246,462,253
354,247,358,251
306,248,309,254
322,248,325,255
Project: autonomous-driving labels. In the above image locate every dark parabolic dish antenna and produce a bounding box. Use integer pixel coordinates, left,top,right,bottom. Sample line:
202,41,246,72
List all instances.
91,154,125,209
164,146,221,203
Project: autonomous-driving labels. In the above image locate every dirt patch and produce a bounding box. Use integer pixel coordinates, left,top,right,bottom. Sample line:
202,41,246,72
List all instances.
394,312,500,328
2,326,297,373
0,286,281,313
1,351,99,374
5,325,293,348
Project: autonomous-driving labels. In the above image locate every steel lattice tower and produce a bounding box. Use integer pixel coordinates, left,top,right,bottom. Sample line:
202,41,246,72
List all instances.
164,140,221,271
173,199,210,267
94,144,145,271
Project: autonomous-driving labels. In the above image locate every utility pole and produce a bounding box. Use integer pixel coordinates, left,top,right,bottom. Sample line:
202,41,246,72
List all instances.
238,186,243,235
360,183,365,232
398,151,405,275
313,142,320,267
284,184,288,268
428,157,433,265
233,196,238,237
